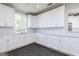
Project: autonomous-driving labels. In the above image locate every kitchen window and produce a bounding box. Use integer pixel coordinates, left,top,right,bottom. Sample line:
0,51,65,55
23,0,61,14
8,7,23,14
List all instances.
15,13,27,33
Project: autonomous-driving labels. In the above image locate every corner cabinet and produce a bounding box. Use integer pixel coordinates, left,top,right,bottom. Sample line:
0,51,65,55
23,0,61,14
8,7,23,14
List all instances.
35,33,71,55
28,15,38,28
0,4,15,27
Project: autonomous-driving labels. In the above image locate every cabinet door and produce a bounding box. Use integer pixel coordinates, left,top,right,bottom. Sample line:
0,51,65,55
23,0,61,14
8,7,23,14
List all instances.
6,7,15,27
36,34,46,45
37,13,50,28
28,15,34,28
23,34,34,44
0,36,8,53
9,36,17,49
28,16,38,28
9,36,25,49
71,37,79,56
60,37,70,53
47,35,60,50
0,4,6,26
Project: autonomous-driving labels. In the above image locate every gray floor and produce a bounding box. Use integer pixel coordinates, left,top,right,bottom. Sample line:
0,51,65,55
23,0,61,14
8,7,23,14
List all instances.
0,43,69,56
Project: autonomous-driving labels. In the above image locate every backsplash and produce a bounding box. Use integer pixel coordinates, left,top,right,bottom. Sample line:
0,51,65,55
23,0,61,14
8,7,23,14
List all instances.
0,27,35,35
0,27,15,35
35,27,64,34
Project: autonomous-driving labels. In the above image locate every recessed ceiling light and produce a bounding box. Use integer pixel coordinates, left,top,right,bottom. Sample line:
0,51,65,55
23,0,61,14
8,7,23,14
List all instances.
36,5,40,8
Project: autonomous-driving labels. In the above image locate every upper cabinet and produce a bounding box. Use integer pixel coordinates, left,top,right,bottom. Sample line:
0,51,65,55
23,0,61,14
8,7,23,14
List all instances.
6,6,15,27
28,5,65,28
0,4,15,27
0,4,6,26
37,5,65,28
28,15,38,28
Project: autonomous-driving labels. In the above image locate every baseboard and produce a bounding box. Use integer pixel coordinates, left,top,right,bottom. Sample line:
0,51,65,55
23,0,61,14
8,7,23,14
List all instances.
34,42,74,56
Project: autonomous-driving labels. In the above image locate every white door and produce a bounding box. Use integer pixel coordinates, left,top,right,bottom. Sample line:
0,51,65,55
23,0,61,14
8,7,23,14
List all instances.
60,36,70,53
0,4,6,26
71,37,79,56
0,36,8,53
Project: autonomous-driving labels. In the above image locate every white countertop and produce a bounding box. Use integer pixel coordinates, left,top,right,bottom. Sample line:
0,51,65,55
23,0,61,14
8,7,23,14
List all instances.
0,33,34,36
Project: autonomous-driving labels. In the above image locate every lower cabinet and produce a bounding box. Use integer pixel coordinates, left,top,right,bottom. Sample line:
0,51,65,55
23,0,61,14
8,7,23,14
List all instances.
36,33,71,55
1,33,79,56
0,36,8,53
35,34,46,45
60,36,70,54
47,35,60,50
8,36,26,50
0,34,34,53
8,35,34,51
71,37,79,56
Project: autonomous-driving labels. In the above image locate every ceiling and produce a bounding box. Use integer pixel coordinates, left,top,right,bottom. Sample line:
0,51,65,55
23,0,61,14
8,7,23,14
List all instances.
3,3,64,15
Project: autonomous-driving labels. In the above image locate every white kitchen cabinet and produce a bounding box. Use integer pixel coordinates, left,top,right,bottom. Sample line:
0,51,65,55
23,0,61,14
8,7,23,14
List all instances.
0,34,35,53
28,15,38,28
60,36,70,53
0,36,8,53
8,34,34,51
28,15,32,28
0,4,15,27
21,34,34,45
35,33,72,55
47,35,60,50
48,35,71,54
6,7,15,27
36,6,65,28
0,4,6,26
28,6,64,28
36,34,50,47
71,37,79,56
35,34,46,45
36,34,60,50
8,36,18,49
8,36,27,50
37,13,50,28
